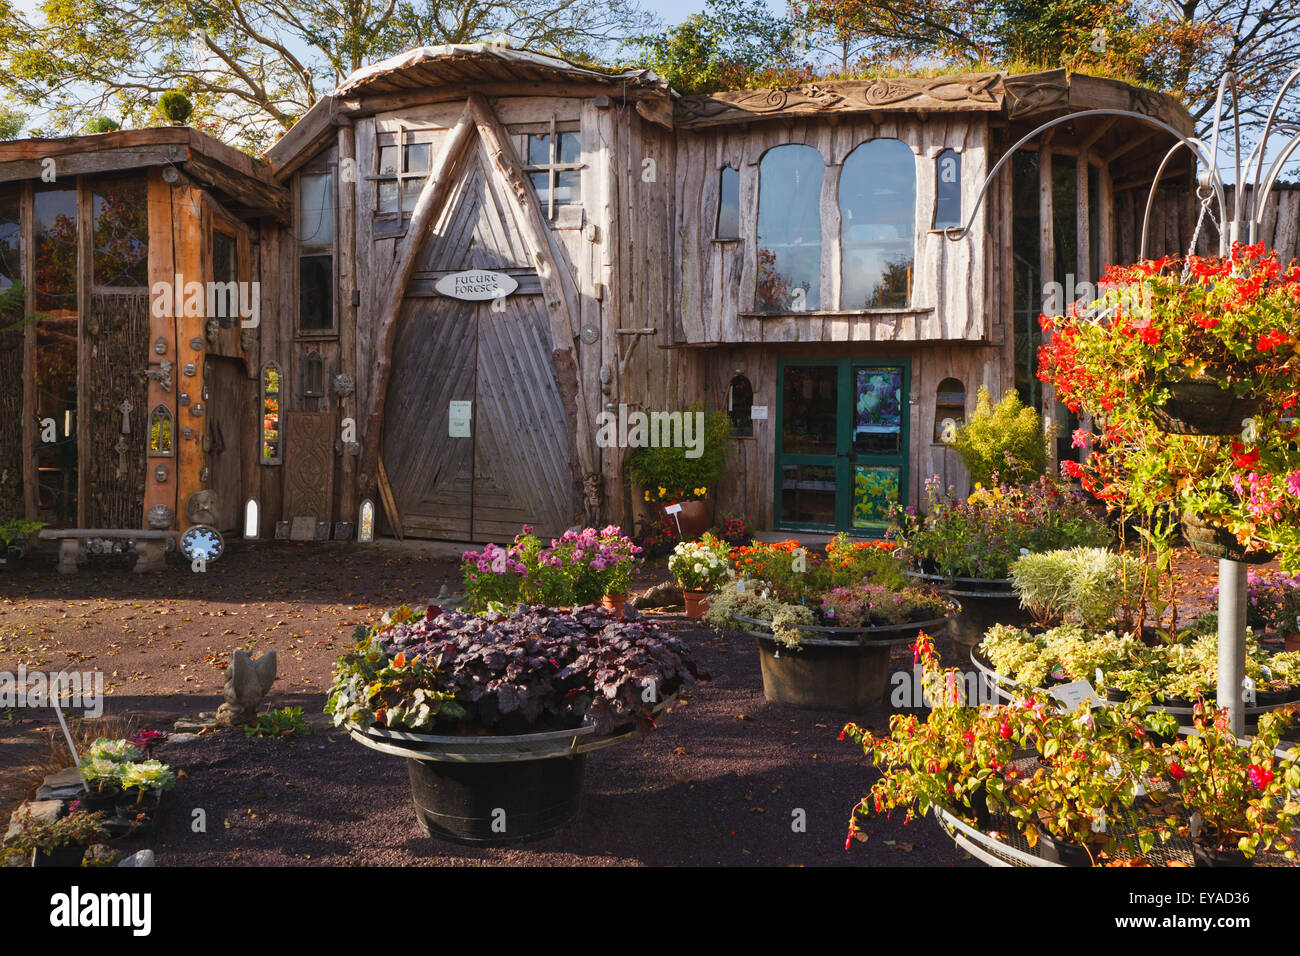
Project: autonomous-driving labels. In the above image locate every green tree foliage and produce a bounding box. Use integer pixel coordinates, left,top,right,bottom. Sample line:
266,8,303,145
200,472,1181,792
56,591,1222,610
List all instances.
952,386,1051,487
155,91,194,126
84,116,122,133
635,0,812,93
0,107,23,140
0,0,653,152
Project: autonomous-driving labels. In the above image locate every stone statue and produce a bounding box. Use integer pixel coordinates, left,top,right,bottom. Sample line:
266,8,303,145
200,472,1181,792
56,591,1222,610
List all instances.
215,650,277,727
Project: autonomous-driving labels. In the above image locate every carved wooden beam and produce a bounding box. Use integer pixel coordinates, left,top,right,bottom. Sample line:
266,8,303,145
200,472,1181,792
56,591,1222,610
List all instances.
357,104,476,498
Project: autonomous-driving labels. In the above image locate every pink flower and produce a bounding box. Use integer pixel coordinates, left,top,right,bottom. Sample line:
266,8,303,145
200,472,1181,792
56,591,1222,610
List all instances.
1071,429,1091,449
1247,764,1274,789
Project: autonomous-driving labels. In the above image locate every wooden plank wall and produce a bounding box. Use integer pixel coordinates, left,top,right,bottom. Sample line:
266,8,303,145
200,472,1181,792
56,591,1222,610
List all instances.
0,284,22,516
673,114,989,344
1116,184,1300,264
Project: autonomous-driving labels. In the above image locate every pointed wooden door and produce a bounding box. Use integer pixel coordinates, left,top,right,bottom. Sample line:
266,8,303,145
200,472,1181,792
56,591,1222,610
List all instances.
382,152,573,540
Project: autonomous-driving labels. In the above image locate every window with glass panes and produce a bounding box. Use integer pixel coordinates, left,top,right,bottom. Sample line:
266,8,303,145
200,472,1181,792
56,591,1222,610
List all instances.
375,129,434,220
523,123,582,219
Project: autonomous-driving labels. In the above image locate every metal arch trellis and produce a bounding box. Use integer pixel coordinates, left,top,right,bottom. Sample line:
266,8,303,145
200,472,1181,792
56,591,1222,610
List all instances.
943,69,1300,736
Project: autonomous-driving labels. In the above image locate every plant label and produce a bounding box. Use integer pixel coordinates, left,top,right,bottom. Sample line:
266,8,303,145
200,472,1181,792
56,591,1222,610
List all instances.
1050,680,1099,711
448,401,472,438
664,503,683,516
750,405,768,420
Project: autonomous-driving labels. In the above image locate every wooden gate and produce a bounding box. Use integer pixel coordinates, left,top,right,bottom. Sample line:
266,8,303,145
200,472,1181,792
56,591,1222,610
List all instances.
205,356,248,533
381,155,573,540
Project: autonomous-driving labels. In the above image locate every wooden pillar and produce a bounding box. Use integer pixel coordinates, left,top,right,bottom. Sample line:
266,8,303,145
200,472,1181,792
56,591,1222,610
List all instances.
21,183,35,521
173,184,205,533
76,179,91,527
1039,146,1057,463
143,170,176,529
1098,160,1115,271
337,121,359,527
1077,150,1091,285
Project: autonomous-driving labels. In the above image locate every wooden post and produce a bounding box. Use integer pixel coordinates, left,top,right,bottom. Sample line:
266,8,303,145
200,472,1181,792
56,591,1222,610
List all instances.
21,183,36,521
337,122,359,526
1039,145,1057,466
358,105,476,498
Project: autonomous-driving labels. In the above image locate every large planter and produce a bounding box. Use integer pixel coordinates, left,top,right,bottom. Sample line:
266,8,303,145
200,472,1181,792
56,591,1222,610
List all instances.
349,697,672,847
735,604,958,712
32,845,88,868
1151,377,1260,436
905,571,1030,663
682,589,709,619
1035,832,1096,867
1180,512,1275,564
406,753,585,845
658,499,712,540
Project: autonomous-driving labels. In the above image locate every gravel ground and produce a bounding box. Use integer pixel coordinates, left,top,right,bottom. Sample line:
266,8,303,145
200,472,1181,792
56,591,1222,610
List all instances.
0,539,1247,866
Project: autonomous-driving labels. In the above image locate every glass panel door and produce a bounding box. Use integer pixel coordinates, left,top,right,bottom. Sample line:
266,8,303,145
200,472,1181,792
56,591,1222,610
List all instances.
776,359,909,533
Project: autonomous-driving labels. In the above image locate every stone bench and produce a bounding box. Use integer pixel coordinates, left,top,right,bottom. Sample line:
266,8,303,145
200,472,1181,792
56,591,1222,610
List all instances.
38,529,179,574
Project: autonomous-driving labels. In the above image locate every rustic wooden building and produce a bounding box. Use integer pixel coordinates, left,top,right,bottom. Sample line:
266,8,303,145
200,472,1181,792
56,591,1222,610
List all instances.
0,130,287,546
2,46,1199,548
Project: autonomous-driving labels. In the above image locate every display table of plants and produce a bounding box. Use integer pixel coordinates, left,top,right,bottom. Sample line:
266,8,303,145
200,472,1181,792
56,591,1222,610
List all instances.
701,535,958,711
326,603,699,846
844,636,1300,867
892,477,1112,661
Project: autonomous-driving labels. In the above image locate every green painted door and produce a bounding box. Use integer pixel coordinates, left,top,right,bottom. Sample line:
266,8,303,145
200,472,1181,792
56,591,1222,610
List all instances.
775,359,909,534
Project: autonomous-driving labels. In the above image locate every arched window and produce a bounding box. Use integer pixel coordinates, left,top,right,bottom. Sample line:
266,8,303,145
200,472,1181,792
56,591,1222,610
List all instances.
148,405,173,456
244,498,260,538
934,377,965,444
727,373,753,437
933,148,962,230
716,166,740,239
260,362,282,465
839,139,915,310
358,499,376,543
756,145,823,312
303,351,325,399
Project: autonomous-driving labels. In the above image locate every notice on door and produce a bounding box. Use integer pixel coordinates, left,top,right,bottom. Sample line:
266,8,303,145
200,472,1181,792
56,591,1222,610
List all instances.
449,401,472,438
435,270,519,301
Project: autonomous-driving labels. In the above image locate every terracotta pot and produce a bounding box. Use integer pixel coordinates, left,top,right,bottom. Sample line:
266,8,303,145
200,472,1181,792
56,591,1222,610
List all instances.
659,499,712,541
683,589,709,618
1286,633,1300,653
1152,377,1260,436
601,592,627,615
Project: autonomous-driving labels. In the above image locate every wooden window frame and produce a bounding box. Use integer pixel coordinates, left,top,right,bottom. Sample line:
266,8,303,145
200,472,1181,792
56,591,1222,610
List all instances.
519,118,584,221
371,125,440,231
295,161,338,338
88,174,150,294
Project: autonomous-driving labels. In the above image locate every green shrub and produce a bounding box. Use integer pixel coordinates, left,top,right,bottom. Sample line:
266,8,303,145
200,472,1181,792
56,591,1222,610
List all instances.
1011,547,1153,631
155,91,193,126
952,386,1051,486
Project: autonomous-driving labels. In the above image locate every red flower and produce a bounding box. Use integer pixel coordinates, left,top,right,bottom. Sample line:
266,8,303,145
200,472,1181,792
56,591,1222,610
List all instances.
1063,460,1084,479
1193,313,1219,330
1258,331,1289,353
999,719,1012,739
1168,762,1186,781
1247,764,1274,789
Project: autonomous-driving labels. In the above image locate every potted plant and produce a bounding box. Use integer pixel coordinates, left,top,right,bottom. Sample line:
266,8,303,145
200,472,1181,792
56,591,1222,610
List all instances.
950,386,1051,487
0,517,45,570
668,533,732,617
1161,702,1300,866
1010,548,1153,632
592,526,641,613
327,604,701,846
5,809,108,868
711,538,956,710
892,478,1111,661
117,759,177,814
626,408,733,539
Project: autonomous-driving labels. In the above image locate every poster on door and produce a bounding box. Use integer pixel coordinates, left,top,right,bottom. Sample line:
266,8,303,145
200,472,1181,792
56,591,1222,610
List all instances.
449,401,472,438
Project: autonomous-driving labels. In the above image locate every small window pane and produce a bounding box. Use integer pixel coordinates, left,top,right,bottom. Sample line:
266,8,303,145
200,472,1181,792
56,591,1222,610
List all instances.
728,374,753,436
558,131,580,165
33,188,78,312
527,134,551,166
934,148,962,230
92,178,148,288
212,230,238,328
378,180,399,215
756,145,823,312
378,146,399,177
554,170,580,205
261,364,282,464
716,166,740,239
299,255,333,331
149,405,174,456
402,178,424,209
298,172,335,245
529,170,551,204
840,139,915,310
0,191,21,294
405,142,431,173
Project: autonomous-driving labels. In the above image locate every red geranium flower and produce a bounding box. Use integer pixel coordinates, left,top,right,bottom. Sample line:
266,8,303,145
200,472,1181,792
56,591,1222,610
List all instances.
1247,764,1274,789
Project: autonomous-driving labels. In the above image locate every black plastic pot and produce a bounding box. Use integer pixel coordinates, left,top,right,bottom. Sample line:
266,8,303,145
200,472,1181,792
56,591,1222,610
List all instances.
754,634,892,712
0,546,23,571
1036,832,1096,867
32,845,87,868
406,754,586,846
1192,842,1253,868
79,789,122,814
1105,687,1130,703
1152,378,1260,436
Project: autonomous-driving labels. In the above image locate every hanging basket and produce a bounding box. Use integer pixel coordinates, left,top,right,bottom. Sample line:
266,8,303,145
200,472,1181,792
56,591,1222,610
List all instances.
1151,378,1260,436
1180,512,1275,564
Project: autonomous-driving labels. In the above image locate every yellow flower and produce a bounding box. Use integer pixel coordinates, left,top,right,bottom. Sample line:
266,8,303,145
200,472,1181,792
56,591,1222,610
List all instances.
658,486,667,496
644,492,651,502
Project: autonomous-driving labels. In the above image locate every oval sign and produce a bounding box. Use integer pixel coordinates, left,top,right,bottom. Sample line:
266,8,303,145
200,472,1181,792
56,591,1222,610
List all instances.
434,270,519,301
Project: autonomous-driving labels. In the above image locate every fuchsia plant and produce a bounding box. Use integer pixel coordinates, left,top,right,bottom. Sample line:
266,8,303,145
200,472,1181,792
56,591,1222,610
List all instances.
461,525,642,610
